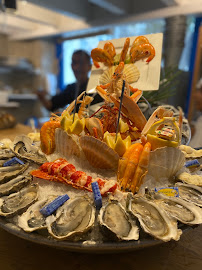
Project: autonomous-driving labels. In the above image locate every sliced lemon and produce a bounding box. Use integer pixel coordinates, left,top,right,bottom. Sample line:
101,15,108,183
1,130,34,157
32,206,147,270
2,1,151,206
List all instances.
68,118,85,135
60,116,72,131
104,132,131,156
119,119,129,133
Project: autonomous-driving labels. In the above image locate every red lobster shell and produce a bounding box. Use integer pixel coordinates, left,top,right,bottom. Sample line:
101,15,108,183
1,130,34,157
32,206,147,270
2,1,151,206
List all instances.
31,158,118,196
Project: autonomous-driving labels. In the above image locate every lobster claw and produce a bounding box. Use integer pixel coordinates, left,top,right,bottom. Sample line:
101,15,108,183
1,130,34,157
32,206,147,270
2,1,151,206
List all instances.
110,94,147,131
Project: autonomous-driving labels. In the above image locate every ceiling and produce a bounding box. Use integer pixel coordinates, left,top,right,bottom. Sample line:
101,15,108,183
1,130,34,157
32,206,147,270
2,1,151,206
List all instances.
0,0,202,40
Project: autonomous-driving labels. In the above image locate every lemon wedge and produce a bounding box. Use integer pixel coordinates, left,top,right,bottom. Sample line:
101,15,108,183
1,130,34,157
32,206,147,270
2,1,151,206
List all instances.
104,131,131,156
119,119,129,133
60,113,85,135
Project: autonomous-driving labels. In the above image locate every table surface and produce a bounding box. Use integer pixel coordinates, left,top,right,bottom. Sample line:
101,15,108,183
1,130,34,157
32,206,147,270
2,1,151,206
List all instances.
0,225,201,270
0,125,202,270
0,124,33,141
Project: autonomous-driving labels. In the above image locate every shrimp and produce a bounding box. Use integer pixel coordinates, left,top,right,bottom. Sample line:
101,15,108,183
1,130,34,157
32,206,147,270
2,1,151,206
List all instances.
112,61,124,79
130,142,151,193
104,42,116,59
119,37,130,62
91,48,113,66
78,95,94,119
130,36,149,50
40,120,61,155
119,143,143,190
130,43,155,63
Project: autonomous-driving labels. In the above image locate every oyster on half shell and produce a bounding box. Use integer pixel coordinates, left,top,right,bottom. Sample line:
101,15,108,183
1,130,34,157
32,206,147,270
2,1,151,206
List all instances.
0,162,29,184
98,200,139,241
46,196,95,240
152,192,202,225
0,174,31,197
127,195,182,242
0,184,38,217
18,195,57,232
175,182,202,207
10,135,47,164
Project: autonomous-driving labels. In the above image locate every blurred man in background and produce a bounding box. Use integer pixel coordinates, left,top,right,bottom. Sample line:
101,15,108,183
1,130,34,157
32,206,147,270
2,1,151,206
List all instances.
37,50,102,112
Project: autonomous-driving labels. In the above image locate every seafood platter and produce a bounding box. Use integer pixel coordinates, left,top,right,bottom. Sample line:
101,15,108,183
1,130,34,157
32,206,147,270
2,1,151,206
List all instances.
0,35,202,253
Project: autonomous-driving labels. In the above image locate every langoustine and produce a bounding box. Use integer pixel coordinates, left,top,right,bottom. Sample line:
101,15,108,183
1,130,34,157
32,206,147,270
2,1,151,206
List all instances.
31,158,118,196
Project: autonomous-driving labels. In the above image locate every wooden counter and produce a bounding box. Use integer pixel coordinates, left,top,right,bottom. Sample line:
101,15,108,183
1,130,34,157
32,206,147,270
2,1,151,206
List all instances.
0,124,33,141
0,225,201,270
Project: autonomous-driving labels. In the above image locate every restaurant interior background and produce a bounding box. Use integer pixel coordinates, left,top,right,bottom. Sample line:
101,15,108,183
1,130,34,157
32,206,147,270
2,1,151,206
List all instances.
0,0,202,128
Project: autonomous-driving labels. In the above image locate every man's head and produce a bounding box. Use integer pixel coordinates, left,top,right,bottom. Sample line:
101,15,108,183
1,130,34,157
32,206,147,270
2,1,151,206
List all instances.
71,50,91,84
193,78,202,112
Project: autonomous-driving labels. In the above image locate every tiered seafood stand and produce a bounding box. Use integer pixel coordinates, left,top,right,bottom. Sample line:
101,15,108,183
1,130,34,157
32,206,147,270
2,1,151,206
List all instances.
0,35,202,270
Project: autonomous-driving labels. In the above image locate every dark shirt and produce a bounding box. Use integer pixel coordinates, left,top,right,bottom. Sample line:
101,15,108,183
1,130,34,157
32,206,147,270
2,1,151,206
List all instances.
51,81,103,112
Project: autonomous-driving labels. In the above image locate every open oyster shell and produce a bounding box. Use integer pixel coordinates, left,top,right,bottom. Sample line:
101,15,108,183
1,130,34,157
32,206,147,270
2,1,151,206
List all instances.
10,135,47,164
152,192,202,225
0,174,31,197
46,196,95,240
175,182,202,207
0,184,38,217
147,147,185,182
0,162,29,184
0,149,15,160
177,172,202,186
18,195,56,232
127,195,182,242
80,135,119,170
98,200,139,241
55,128,81,158
179,145,202,159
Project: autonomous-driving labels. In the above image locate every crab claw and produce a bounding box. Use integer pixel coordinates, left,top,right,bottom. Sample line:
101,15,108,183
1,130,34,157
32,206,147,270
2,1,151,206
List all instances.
110,94,147,131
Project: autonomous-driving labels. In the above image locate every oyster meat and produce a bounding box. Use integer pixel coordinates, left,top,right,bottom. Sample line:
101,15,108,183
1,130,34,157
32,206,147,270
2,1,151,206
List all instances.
0,149,15,159
177,172,202,186
0,174,31,197
127,195,182,241
46,196,95,240
152,192,202,225
0,163,29,184
10,135,47,164
18,195,56,232
0,184,38,217
98,200,139,241
175,182,202,207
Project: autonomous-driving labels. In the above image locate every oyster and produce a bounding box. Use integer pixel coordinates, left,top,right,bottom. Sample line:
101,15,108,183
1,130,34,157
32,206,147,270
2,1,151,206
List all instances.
0,174,31,197
152,192,202,225
0,149,15,159
46,196,95,240
0,184,38,217
10,135,47,164
179,145,202,159
127,195,182,241
98,200,139,241
177,172,202,186
18,195,56,232
0,163,29,184
175,182,202,207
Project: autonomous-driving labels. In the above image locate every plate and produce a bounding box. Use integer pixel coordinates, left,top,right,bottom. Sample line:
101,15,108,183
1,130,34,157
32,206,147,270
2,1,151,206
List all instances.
86,33,163,94
0,217,191,254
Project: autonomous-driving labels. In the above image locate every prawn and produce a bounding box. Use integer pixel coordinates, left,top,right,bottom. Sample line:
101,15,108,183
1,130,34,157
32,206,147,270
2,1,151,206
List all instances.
78,95,94,119
104,42,116,59
130,36,149,50
119,143,143,190
130,142,151,193
119,37,130,62
40,120,61,155
91,48,113,66
130,43,155,63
